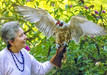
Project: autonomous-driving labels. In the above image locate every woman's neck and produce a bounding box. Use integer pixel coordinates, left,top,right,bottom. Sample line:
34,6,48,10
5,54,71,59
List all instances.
9,46,21,53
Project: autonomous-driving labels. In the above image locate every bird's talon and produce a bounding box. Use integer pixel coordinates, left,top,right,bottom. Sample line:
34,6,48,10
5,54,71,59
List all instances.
56,44,61,49
63,42,68,46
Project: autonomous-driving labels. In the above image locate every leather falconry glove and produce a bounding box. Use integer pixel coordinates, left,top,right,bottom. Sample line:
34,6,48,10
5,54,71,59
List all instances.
50,46,66,68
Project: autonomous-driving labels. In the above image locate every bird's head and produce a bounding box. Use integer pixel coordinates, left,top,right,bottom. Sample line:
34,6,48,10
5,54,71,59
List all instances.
56,21,63,27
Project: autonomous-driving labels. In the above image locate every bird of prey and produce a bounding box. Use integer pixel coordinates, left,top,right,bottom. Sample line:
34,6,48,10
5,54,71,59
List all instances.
13,5,106,61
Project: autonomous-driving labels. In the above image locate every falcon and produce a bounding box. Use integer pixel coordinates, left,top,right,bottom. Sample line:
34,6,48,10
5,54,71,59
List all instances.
13,5,106,61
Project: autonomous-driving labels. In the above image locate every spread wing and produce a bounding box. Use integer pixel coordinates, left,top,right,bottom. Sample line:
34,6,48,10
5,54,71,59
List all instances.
69,16,106,43
13,5,57,38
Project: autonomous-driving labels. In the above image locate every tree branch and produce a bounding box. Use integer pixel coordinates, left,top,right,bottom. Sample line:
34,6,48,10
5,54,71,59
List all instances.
26,37,35,41
24,28,32,34
88,56,97,62
47,46,51,57
0,17,13,20
103,70,107,75
95,43,100,56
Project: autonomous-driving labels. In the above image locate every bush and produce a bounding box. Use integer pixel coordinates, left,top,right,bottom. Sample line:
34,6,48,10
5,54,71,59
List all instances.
0,0,107,75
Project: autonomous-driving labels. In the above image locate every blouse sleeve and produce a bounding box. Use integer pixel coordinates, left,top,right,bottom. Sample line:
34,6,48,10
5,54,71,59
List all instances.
0,52,5,75
0,60,2,75
30,55,54,75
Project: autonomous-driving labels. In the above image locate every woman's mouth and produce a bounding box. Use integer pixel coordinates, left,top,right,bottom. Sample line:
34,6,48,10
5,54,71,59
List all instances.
23,41,26,44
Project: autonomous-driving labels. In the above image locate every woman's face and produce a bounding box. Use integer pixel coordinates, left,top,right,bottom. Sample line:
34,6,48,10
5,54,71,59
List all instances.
11,27,27,50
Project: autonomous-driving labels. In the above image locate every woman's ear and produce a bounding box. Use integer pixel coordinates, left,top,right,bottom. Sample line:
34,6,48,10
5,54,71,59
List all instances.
8,40,14,46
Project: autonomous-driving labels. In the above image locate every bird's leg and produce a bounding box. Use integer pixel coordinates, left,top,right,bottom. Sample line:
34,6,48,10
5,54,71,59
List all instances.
63,41,68,47
56,44,61,49
68,40,70,44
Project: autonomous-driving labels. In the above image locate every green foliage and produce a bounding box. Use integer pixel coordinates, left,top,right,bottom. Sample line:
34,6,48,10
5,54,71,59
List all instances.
0,0,107,75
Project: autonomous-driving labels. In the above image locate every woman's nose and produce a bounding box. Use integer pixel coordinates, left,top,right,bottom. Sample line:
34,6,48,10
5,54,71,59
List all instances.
24,34,27,40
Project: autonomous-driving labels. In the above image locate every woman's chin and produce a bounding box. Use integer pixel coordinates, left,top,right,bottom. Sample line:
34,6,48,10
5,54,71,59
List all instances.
24,44,26,47
22,44,26,48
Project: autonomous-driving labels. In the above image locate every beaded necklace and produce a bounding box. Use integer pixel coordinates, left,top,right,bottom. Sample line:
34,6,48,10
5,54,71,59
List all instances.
9,49,25,72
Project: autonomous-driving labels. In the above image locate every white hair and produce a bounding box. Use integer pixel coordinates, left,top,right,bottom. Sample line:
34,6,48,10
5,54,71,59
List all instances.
0,21,20,44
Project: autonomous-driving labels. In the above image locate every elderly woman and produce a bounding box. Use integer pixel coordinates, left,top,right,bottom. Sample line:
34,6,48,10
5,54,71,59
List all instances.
0,21,66,75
